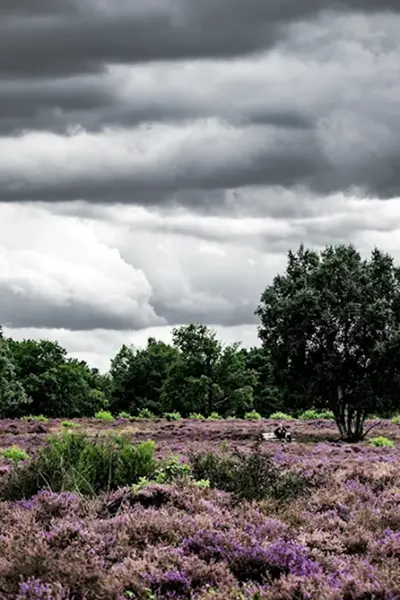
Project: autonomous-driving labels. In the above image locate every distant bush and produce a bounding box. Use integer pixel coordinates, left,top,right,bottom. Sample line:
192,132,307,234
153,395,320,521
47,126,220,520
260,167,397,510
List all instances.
391,415,400,425
207,412,222,421
118,411,132,419
369,436,395,448
189,442,310,503
137,408,156,420
244,410,262,420
164,411,181,421
21,415,48,423
94,410,114,422
298,409,335,420
61,420,81,429
0,432,157,500
269,412,294,421
0,446,30,463
189,413,205,420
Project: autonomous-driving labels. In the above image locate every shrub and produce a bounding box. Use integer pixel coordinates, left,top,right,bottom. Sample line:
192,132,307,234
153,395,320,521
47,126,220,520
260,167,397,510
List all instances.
189,413,205,420
369,436,395,448
0,432,157,499
21,415,48,423
298,409,335,420
164,411,181,421
118,411,132,419
0,446,30,463
269,412,294,421
189,442,310,503
207,412,222,421
391,414,400,425
61,420,81,429
244,410,262,420
154,455,191,483
94,410,114,422
137,408,156,419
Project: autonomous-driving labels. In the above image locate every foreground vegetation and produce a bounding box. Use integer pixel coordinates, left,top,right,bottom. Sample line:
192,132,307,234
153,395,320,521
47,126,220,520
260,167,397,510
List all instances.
0,418,399,599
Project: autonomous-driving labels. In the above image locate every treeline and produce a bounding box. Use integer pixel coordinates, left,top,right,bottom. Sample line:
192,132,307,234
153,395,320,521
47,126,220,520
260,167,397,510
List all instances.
1,243,400,441
0,324,282,420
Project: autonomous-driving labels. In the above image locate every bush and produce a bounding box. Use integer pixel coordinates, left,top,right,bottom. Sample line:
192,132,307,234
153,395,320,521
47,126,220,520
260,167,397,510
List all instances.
61,420,81,429
94,410,114,422
0,446,30,463
298,409,335,420
189,413,205,420
189,442,310,503
21,415,48,423
0,432,157,499
118,411,132,419
137,408,156,420
164,411,181,421
244,410,262,420
207,412,222,421
369,436,395,448
269,412,294,421
391,415,400,425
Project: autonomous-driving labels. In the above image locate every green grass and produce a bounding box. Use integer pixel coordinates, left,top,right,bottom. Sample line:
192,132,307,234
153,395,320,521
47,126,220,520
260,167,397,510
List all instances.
369,436,395,448
298,409,335,420
21,415,48,423
244,410,262,420
0,446,30,462
189,413,205,420
207,412,222,421
163,411,181,421
61,421,81,429
118,412,132,419
137,409,156,420
269,412,294,421
391,414,400,425
94,410,114,422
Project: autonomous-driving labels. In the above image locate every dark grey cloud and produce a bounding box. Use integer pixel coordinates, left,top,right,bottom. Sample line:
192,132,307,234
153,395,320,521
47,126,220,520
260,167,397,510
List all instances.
1,0,400,78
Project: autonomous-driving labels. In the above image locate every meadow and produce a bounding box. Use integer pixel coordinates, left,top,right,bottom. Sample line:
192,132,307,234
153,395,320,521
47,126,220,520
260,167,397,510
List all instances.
0,417,398,599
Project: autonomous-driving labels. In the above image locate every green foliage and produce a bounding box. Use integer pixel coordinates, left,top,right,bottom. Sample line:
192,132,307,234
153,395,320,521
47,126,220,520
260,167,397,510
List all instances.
118,411,132,419
207,411,222,420
189,442,310,502
94,410,114,422
163,411,181,421
0,331,31,418
0,446,30,462
256,244,400,442
269,412,294,420
369,436,395,448
244,410,262,420
0,433,157,499
137,408,156,419
189,413,205,420
391,414,400,425
154,455,191,483
298,409,335,420
61,420,81,428
22,414,48,423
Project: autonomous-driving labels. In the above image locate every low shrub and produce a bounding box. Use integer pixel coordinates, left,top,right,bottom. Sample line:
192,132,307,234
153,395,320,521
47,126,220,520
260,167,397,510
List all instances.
244,410,262,420
118,411,132,419
94,410,114,422
391,414,400,425
61,420,81,429
137,408,156,420
298,409,335,420
164,411,181,421
207,412,222,421
0,446,30,463
369,436,395,448
189,413,205,420
189,442,310,503
0,432,157,499
21,415,48,423
269,412,294,421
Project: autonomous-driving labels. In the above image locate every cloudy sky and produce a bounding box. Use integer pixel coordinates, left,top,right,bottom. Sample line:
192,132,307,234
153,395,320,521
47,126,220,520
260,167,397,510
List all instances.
2,1,400,371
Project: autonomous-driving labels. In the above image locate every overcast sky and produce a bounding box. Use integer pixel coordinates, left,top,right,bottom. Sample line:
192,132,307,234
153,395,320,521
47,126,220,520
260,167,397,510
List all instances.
1,1,400,371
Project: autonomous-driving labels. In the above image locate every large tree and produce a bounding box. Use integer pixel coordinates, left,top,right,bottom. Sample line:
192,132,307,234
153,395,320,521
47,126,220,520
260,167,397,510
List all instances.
256,244,400,441
0,328,31,417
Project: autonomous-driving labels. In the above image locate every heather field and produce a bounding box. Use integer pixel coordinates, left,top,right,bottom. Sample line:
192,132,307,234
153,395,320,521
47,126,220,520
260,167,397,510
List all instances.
0,418,399,600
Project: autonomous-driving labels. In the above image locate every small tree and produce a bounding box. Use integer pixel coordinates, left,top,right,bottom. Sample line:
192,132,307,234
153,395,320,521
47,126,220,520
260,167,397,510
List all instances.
256,244,400,442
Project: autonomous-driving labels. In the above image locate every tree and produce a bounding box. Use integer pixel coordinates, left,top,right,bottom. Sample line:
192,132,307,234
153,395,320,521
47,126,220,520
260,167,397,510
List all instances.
0,328,31,417
256,244,400,441
109,339,180,415
242,347,284,416
162,324,256,417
